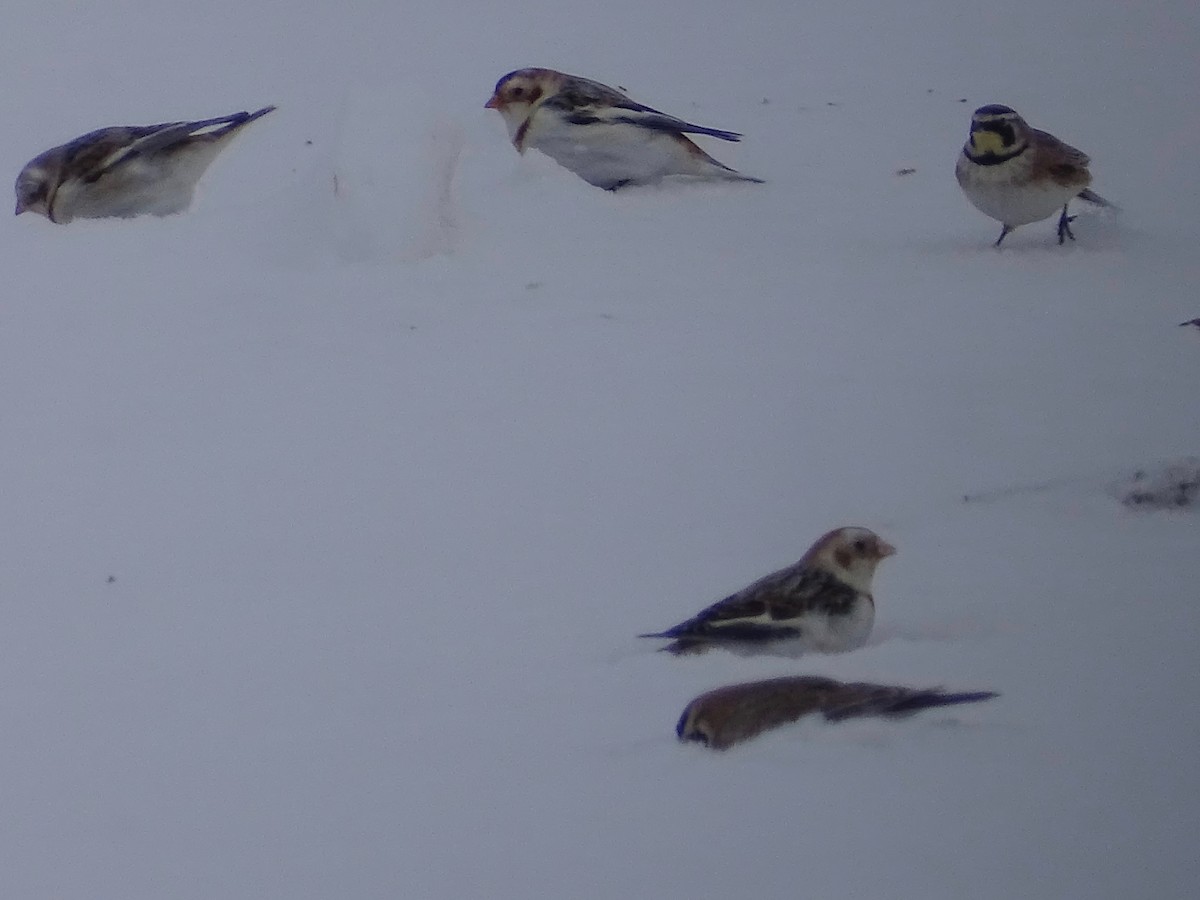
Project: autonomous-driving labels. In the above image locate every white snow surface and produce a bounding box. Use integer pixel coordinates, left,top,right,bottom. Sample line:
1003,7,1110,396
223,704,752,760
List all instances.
2,2,1199,898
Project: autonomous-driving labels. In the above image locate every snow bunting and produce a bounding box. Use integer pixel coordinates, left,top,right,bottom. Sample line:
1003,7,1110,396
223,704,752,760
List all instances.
955,104,1113,246
485,67,762,190
15,106,276,224
640,526,895,656
676,675,998,750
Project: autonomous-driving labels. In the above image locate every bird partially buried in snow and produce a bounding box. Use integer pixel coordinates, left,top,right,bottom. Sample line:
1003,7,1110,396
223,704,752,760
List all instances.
956,104,1113,247
677,675,998,750
485,67,762,190
15,106,275,224
640,526,895,657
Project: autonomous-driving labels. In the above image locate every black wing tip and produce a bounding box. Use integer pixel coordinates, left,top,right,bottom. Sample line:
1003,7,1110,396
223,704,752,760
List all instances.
220,106,276,128
907,689,1000,712
243,105,277,122
685,125,743,142
950,690,1000,703
708,129,743,142
611,114,745,143
637,630,695,654
180,106,277,136
638,620,696,640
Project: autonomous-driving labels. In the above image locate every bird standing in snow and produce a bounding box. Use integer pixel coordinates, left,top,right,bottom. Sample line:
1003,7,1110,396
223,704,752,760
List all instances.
676,675,998,750
485,67,762,190
15,106,276,224
955,104,1113,247
640,526,895,656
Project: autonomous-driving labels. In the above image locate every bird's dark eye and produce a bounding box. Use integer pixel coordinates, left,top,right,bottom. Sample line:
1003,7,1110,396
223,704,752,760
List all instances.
853,540,868,553
511,87,524,98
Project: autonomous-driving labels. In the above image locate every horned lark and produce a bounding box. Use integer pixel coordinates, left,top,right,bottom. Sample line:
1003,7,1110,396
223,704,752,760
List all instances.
640,526,895,657
485,67,762,190
15,106,275,224
676,675,998,750
956,104,1113,246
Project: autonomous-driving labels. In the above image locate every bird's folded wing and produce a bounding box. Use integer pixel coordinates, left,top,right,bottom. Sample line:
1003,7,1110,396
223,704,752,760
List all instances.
545,87,743,141
646,568,852,640
609,110,742,141
66,124,190,180
1033,128,1090,167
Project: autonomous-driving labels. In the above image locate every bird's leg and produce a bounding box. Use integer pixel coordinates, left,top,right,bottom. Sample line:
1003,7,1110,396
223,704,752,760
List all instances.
1057,204,1077,244
994,225,1013,248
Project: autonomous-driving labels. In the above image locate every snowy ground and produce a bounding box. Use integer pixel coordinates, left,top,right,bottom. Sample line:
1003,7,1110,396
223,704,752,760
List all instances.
2,2,1199,898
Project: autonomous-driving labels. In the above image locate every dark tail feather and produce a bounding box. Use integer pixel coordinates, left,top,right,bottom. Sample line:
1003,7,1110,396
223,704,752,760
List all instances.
637,631,693,656
660,638,708,656
637,629,694,650
884,690,999,716
187,106,277,136
712,166,765,184
684,125,743,142
1077,188,1118,210
823,688,998,721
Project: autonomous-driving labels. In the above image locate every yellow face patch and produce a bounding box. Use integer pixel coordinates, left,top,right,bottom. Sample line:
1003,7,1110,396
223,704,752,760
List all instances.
970,129,1011,156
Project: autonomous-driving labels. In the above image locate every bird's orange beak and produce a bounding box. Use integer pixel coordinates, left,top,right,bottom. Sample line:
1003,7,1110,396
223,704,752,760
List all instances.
484,94,500,110
876,540,897,558
15,198,27,215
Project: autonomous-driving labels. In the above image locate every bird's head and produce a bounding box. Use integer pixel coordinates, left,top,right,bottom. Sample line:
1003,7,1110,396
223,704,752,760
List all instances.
14,159,54,219
804,526,896,593
485,68,563,139
964,104,1030,162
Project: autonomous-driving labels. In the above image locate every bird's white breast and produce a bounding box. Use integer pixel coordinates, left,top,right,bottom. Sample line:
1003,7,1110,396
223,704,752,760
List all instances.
524,112,710,187
54,139,232,221
956,152,1079,227
800,596,875,653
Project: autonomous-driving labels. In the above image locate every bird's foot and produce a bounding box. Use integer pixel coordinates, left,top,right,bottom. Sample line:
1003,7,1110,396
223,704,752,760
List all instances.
1057,208,1077,244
